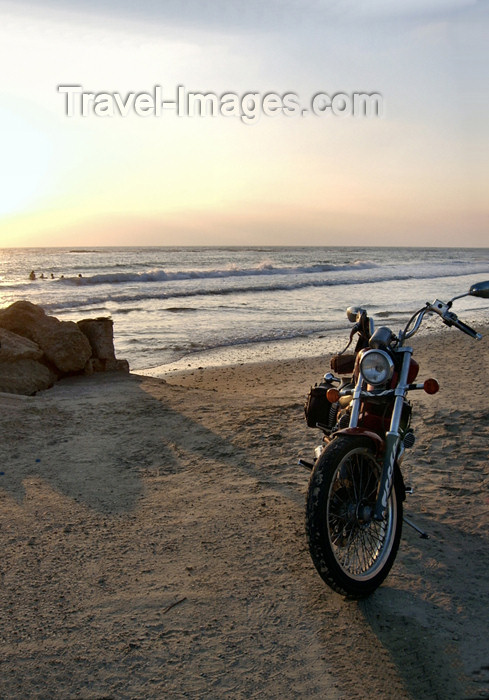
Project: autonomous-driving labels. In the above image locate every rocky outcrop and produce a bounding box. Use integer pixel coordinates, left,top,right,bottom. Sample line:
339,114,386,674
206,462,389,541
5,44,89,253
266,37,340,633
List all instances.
0,328,44,363
84,357,130,374
77,317,116,360
0,301,91,374
0,302,129,395
0,328,57,395
77,317,130,374
0,359,56,396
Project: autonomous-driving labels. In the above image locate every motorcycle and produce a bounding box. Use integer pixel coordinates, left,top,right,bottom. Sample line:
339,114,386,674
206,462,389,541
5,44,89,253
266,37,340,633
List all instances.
301,280,489,598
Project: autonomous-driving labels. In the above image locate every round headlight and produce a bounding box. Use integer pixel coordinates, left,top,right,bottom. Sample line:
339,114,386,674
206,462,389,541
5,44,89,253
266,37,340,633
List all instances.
359,350,394,386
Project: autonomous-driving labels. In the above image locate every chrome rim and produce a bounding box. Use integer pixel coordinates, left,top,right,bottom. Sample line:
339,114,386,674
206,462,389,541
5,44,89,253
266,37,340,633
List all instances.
326,447,397,581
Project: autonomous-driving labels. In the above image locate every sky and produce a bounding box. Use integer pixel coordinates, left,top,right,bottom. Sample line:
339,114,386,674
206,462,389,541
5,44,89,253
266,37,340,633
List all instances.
0,0,487,248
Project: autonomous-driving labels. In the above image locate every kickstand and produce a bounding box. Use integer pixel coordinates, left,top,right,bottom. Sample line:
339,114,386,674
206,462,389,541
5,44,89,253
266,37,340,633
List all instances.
403,515,429,539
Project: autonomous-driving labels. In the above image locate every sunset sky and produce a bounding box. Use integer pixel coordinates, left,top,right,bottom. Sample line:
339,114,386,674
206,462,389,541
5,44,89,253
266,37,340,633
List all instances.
0,0,487,247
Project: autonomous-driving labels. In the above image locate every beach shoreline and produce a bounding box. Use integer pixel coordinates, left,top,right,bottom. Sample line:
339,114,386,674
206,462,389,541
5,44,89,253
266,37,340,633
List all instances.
133,331,346,377
138,320,489,389
1,323,488,698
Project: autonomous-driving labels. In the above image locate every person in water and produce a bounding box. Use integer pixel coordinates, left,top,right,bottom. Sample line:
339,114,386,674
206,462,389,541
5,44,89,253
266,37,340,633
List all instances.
29,270,36,280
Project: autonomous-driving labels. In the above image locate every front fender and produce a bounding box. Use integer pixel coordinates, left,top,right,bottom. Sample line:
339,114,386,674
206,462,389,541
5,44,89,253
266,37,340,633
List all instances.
332,427,406,501
332,427,385,456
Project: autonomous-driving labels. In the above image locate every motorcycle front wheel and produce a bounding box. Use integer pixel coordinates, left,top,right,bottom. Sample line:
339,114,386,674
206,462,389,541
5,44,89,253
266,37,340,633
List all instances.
306,435,403,598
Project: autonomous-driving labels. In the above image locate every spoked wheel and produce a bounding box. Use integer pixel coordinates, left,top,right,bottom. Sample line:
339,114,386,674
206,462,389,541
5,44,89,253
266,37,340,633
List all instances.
306,435,403,598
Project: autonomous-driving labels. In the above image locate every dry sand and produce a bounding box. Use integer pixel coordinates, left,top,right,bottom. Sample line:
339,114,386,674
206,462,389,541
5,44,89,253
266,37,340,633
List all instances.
0,325,488,699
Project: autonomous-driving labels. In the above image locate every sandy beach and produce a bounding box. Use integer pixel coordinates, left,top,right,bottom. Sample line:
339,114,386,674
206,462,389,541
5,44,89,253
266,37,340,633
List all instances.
1,325,488,699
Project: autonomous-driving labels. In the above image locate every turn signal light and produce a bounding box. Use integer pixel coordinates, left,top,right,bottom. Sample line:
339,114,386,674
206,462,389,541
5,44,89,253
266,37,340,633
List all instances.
423,378,439,395
326,388,341,402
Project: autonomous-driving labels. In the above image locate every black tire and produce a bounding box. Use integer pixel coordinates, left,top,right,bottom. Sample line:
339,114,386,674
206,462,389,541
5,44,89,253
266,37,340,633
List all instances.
306,435,403,598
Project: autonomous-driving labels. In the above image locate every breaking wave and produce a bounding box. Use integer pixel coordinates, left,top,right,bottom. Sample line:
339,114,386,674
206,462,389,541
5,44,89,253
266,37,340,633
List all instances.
43,258,489,314
57,260,378,287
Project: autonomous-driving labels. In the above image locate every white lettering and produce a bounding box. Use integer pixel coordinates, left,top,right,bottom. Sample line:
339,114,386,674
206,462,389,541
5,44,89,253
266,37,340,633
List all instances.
134,93,154,116
331,92,352,117
57,85,83,117
81,92,95,116
241,93,260,124
57,86,384,122
311,92,331,115
113,92,135,117
93,93,113,117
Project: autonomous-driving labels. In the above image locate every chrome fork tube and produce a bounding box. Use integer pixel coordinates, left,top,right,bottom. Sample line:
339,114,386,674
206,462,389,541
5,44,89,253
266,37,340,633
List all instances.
374,347,413,520
348,377,366,428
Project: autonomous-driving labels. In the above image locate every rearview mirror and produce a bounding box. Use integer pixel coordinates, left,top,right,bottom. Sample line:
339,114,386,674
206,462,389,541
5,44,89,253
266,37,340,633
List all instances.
346,306,363,323
469,281,489,299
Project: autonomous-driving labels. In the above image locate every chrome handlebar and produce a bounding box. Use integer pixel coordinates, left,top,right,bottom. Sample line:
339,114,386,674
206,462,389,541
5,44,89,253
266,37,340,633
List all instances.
400,299,481,343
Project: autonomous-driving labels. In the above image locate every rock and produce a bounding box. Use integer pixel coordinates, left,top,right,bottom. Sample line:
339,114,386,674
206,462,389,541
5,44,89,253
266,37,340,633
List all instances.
84,357,130,374
108,358,130,373
0,325,56,395
83,359,95,376
0,302,129,392
0,328,43,362
78,318,129,372
0,359,56,396
77,318,115,360
0,301,91,374
84,358,104,374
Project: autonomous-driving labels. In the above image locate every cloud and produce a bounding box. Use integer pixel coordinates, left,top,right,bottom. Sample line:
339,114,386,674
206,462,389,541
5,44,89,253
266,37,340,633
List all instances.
342,0,479,20
0,0,482,34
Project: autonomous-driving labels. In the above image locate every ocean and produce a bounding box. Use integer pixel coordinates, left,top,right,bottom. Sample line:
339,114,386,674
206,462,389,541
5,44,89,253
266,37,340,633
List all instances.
1,246,489,373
